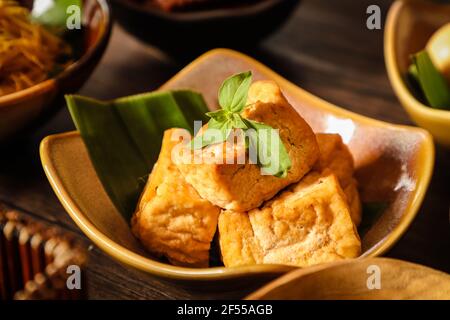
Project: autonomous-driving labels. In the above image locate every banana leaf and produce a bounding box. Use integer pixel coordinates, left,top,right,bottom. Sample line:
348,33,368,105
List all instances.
66,90,209,221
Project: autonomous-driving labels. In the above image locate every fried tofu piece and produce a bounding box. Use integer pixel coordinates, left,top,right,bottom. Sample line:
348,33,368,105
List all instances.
343,179,362,226
315,133,362,226
219,172,361,268
250,172,361,266
315,133,354,187
178,81,319,212
132,129,220,267
218,211,263,267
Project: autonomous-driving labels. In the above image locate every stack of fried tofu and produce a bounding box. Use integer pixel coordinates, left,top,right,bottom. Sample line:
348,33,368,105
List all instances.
132,81,362,268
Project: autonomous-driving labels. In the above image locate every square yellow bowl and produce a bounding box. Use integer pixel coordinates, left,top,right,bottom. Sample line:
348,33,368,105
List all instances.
40,49,434,282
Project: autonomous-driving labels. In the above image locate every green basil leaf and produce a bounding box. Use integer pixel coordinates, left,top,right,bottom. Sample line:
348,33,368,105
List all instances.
207,117,229,130
191,119,232,149
231,113,248,129
206,109,229,122
195,71,291,178
412,50,450,110
218,71,252,112
246,120,291,178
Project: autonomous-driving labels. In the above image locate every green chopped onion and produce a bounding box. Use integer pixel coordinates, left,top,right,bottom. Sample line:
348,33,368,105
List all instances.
410,50,450,110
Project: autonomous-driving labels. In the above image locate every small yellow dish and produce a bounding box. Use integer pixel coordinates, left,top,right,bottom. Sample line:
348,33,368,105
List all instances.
385,0,450,147
40,49,434,283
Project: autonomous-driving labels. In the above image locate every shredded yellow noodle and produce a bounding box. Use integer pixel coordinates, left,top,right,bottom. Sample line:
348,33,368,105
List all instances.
0,0,72,96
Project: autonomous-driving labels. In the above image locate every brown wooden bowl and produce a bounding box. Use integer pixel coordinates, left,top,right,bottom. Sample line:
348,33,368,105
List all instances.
0,0,112,143
246,257,450,300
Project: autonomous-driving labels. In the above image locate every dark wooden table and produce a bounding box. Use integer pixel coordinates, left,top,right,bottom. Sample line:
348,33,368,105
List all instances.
1,0,449,299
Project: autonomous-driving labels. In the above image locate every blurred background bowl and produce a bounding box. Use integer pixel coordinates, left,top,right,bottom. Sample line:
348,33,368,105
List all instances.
0,0,112,143
110,0,301,58
385,0,450,147
246,258,450,300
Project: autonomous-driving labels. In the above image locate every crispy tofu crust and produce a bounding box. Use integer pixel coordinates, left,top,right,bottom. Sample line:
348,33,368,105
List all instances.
343,178,362,226
178,81,319,212
218,211,263,267
219,172,361,268
315,133,362,226
131,129,220,267
315,133,354,187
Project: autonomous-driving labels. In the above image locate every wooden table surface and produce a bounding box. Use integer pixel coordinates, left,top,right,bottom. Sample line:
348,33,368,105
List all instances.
1,0,449,299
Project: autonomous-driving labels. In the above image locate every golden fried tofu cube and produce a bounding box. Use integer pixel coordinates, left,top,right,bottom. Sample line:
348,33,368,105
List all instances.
315,133,362,226
132,129,220,267
315,133,354,187
219,172,361,268
218,211,263,267
178,81,319,212
249,172,361,266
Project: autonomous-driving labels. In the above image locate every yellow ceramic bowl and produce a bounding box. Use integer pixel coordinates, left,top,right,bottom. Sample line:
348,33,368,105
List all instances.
40,49,434,282
0,0,111,142
385,0,450,147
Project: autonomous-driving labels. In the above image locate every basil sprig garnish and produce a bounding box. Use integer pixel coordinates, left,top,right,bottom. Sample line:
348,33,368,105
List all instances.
191,71,292,178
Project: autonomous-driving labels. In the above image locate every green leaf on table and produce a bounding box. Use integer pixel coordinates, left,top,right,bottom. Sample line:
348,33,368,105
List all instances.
66,90,209,220
411,50,450,110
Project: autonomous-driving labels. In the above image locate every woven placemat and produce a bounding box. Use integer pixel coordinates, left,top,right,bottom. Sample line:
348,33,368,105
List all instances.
0,205,87,300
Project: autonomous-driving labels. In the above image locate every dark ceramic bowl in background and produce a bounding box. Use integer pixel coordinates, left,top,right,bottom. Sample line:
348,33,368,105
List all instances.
0,0,112,143
110,0,301,57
